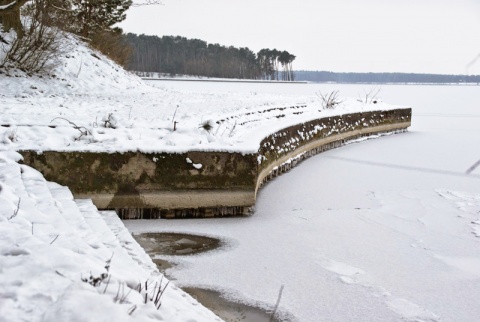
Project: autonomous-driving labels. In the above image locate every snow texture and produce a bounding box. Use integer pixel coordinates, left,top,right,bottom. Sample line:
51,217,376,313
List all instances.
0,31,398,154
125,84,480,322
0,151,221,322
2,27,480,322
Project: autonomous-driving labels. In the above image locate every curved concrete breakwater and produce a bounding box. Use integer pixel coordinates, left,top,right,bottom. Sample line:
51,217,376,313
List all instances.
20,108,411,219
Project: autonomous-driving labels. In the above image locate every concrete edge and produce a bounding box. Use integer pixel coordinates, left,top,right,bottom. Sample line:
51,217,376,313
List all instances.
255,121,411,197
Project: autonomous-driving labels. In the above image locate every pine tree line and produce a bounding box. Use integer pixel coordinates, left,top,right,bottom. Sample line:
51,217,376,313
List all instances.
294,71,480,84
124,33,296,81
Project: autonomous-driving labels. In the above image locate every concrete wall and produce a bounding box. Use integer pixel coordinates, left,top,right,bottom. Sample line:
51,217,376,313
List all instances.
20,108,411,218
20,151,258,216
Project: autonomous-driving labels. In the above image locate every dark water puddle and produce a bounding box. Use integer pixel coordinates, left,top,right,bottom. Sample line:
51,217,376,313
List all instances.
183,288,291,322
132,232,223,277
152,258,176,274
132,232,295,321
133,232,222,256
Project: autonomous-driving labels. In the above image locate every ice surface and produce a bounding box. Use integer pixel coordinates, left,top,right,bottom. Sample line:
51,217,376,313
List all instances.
126,84,480,322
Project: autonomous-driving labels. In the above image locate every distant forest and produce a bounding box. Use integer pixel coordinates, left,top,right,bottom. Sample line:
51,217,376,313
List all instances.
124,33,296,80
294,71,480,84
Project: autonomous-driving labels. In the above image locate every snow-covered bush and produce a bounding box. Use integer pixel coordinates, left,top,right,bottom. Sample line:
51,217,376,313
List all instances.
101,113,118,129
0,1,72,73
316,90,343,109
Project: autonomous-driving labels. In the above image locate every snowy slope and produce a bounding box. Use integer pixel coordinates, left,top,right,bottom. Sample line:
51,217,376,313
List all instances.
0,151,221,322
0,33,401,154
0,31,411,322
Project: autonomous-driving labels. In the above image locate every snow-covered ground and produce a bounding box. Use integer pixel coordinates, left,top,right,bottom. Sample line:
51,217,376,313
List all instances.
1,32,408,322
2,32,478,322
0,34,398,154
125,84,480,322
0,150,221,321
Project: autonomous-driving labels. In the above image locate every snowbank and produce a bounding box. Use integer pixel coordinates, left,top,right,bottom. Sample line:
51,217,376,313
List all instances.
0,151,221,321
0,32,402,154
0,29,410,321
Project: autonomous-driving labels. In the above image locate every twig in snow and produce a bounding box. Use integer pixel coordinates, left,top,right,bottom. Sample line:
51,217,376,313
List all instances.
49,235,59,245
8,198,21,220
228,120,237,137
172,105,179,131
172,105,179,121
120,285,134,304
137,277,170,309
114,282,123,302
55,270,66,277
127,305,137,315
155,280,171,309
466,159,480,175
269,285,284,322
103,275,111,294
76,57,83,78
105,252,114,271
466,53,480,74
50,117,91,141
114,282,133,304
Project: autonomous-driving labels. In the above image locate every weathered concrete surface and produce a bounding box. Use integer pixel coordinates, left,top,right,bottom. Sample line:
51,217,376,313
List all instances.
19,108,411,218
20,151,257,193
75,190,255,210
256,122,410,194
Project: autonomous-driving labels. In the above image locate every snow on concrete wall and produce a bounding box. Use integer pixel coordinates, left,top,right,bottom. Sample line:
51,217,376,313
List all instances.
19,108,411,218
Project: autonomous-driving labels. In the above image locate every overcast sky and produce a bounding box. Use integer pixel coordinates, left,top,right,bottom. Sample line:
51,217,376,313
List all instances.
121,0,480,75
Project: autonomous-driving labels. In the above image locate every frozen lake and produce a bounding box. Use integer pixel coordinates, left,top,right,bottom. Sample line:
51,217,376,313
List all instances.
126,82,480,322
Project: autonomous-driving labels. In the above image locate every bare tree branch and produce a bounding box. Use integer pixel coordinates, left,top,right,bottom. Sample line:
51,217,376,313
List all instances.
50,117,91,141
466,159,480,175
466,53,480,74
316,90,343,109
0,0,28,13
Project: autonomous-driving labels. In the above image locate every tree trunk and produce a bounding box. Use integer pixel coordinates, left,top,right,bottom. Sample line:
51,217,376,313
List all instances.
0,0,27,37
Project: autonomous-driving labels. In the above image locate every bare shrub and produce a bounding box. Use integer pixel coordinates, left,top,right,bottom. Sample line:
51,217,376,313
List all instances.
90,28,132,67
100,113,117,129
1,1,69,73
360,86,381,104
316,90,343,109
135,278,171,310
